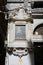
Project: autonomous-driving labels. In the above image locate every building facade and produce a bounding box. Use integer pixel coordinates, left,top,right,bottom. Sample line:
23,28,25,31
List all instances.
0,0,43,65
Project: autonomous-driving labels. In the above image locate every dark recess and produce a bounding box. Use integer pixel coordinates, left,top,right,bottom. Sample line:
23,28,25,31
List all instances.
33,42,43,65
0,0,7,65
31,1,43,8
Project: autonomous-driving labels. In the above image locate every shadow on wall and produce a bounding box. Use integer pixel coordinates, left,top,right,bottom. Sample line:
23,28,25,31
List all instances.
29,52,35,65
28,42,35,65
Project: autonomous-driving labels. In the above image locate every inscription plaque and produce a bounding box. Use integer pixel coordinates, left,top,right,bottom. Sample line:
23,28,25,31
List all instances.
15,25,26,39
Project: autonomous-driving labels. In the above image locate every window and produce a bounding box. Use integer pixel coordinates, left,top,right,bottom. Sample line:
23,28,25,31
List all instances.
33,24,43,35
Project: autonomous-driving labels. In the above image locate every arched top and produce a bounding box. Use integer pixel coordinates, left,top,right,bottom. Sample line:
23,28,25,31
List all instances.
33,23,43,35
